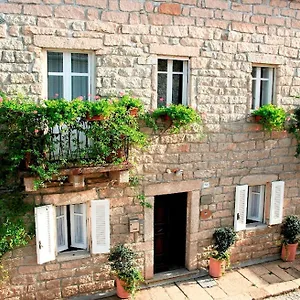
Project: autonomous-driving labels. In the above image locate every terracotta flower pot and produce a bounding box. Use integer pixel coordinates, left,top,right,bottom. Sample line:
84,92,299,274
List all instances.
85,113,106,121
129,107,139,116
254,115,262,122
281,243,298,262
209,257,226,278
116,277,130,299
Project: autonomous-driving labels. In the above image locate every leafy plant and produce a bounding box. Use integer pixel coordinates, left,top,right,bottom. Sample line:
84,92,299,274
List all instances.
151,104,202,133
84,98,113,118
287,107,300,157
137,194,152,208
252,104,286,132
281,215,300,245
116,94,144,111
211,227,237,261
108,244,144,297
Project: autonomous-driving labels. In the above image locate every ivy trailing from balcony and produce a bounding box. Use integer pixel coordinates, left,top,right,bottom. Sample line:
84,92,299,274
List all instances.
0,91,202,189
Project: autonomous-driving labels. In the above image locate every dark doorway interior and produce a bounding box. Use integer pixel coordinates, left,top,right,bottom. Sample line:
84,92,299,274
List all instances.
154,192,187,274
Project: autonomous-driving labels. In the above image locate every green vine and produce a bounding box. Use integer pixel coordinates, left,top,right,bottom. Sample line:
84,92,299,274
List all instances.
0,189,34,283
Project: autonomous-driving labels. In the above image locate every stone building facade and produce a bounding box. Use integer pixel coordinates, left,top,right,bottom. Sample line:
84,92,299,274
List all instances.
1,0,300,299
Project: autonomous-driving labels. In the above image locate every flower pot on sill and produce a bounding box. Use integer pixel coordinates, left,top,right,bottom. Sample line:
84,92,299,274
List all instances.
116,277,130,299
281,243,298,262
254,115,262,122
209,257,226,278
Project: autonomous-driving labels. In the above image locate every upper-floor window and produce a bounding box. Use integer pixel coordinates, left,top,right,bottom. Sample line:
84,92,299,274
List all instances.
157,59,188,107
252,66,275,109
47,52,93,100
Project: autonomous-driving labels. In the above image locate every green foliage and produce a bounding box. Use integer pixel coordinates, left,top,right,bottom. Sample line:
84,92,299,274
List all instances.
108,244,144,296
281,215,300,244
0,190,34,282
211,227,237,261
252,104,286,132
151,104,202,133
137,194,152,209
287,107,300,157
0,91,202,189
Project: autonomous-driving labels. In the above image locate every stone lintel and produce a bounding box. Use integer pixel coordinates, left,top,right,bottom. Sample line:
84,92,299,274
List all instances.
240,174,278,186
42,188,98,206
33,35,103,50
144,180,202,196
149,44,199,57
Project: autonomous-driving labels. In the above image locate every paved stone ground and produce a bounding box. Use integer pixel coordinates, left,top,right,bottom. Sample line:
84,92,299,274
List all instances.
101,258,300,300
269,290,300,299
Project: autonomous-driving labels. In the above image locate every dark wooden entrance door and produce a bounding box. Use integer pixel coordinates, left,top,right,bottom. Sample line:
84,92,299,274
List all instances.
154,193,187,273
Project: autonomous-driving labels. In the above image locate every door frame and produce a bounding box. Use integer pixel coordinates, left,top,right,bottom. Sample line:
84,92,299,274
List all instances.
143,180,201,279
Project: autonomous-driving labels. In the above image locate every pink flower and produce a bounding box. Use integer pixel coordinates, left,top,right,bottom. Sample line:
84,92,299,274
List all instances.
159,97,164,102
34,129,39,134
0,97,2,103
94,95,100,100
78,96,83,100
120,92,124,97
54,93,59,98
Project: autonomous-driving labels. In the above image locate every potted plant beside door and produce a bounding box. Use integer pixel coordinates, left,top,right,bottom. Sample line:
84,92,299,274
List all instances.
209,227,237,278
281,215,300,262
108,244,144,299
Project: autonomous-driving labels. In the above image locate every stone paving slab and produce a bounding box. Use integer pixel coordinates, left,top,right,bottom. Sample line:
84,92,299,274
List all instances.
98,259,300,300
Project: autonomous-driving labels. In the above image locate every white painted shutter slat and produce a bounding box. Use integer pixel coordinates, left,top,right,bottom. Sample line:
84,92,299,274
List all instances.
91,200,110,254
56,206,68,252
269,181,285,225
234,185,248,232
70,204,87,249
35,205,56,264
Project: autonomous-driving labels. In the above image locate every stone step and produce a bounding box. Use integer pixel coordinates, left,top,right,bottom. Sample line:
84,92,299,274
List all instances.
143,268,207,289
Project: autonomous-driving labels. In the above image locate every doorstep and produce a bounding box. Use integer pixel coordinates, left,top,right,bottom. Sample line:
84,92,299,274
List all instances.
144,268,207,288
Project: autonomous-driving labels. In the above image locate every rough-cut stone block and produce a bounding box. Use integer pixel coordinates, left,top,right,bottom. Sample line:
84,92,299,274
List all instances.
76,0,106,8
149,44,199,57
54,6,85,19
34,35,103,50
23,5,52,16
158,3,181,16
240,174,278,185
109,170,129,184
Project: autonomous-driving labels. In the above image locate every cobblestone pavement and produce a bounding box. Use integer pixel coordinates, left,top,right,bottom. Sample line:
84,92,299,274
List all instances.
269,290,300,299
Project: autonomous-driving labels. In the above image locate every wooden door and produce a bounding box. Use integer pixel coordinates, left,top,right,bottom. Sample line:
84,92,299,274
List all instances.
154,193,187,273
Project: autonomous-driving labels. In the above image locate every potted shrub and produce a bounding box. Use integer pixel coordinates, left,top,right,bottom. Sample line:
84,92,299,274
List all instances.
209,227,237,278
116,94,144,116
151,104,202,133
281,215,300,262
252,104,286,132
108,244,144,299
84,98,112,121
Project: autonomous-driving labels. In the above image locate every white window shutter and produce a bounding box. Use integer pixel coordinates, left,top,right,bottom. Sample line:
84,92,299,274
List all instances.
70,203,87,249
35,205,56,264
234,185,248,232
269,181,285,225
56,206,68,252
91,200,110,254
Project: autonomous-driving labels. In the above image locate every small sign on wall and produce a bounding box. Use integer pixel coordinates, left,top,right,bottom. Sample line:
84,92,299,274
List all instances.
129,217,140,233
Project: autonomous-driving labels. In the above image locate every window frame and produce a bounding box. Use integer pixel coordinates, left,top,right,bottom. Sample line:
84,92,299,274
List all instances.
251,65,276,110
234,181,284,232
157,57,189,107
43,50,95,101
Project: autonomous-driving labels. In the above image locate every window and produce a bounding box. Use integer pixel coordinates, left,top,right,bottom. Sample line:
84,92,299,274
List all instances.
56,204,87,253
247,185,265,224
34,200,110,265
47,52,93,100
157,59,188,107
252,66,275,109
234,181,284,231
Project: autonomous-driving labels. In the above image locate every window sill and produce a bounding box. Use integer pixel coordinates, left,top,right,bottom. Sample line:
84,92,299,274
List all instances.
246,222,268,230
57,250,90,262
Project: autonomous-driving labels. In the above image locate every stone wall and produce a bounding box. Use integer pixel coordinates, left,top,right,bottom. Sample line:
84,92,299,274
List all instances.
1,0,300,299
